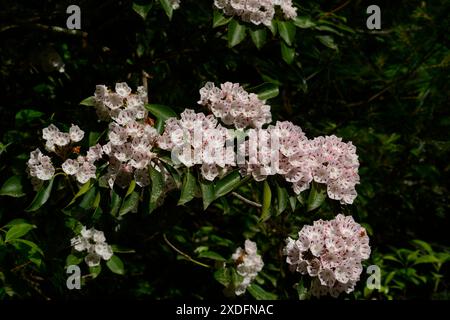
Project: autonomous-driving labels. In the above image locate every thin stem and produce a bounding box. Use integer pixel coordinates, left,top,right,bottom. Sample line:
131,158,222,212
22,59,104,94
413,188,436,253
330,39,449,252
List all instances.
231,192,262,208
163,234,211,269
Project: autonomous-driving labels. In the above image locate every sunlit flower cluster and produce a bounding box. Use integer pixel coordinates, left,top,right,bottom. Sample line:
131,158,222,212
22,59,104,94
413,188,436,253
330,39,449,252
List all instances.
71,226,113,267
231,240,264,295
284,214,371,297
198,82,271,129
213,0,297,26
158,109,235,181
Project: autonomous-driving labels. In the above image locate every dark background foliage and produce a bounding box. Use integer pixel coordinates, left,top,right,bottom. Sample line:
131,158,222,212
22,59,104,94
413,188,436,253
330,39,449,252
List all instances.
0,0,449,299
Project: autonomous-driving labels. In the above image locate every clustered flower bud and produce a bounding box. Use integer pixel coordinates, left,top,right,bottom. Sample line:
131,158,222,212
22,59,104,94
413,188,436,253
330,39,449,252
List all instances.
198,82,271,129
230,240,264,295
71,226,114,267
283,214,371,298
214,0,297,26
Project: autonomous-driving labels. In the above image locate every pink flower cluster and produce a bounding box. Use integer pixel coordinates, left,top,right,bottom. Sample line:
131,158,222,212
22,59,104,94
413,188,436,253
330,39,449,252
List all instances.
27,148,55,181
198,82,271,129
237,121,359,204
213,0,297,26
93,82,148,122
283,214,371,298
158,109,235,181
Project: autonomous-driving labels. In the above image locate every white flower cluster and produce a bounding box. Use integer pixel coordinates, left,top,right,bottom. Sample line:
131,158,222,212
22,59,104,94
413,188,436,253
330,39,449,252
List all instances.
27,148,55,181
93,82,148,122
198,82,271,129
231,240,264,295
214,0,297,26
70,226,113,267
283,214,370,298
158,109,235,181
240,122,360,204
42,123,84,152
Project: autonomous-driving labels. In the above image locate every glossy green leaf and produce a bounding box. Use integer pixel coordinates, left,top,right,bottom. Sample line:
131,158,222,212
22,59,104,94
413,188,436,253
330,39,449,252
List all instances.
278,21,296,46
5,223,35,242
316,35,338,50
276,183,288,215
280,41,295,64
213,10,232,28
67,180,92,207
106,255,125,275
159,0,173,20
198,251,226,261
79,96,96,107
250,28,267,50
178,169,197,205
25,176,55,212
119,191,139,216
132,3,152,20
15,109,44,126
293,16,316,29
214,171,243,199
149,166,165,213
260,181,272,222
306,183,326,212
228,20,246,48
247,283,278,300
199,179,215,210
0,175,25,197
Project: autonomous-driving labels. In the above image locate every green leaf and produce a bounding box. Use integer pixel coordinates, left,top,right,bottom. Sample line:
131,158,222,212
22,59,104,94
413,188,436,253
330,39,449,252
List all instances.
280,41,295,64
260,181,272,222
79,185,97,210
12,239,44,256
159,0,173,20
198,251,226,261
213,10,232,28
289,196,297,212
276,183,288,215
214,268,231,287
89,265,101,279
267,20,277,35
0,175,25,197
66,254,83,266
25,176,55,212
296,279,308,300
293,16,316,29
411,240,433,254
111,245,136,254
413,255,441,265
110,190,122,217
145,104,177,133
149,166,165,213
119,191,139,216
199,179,215,210
5,223,35,242
214,171,244,199
249,83,279,101
15,109,44,126
247,283,278,300
316,35,338,50
277,21,296,46
306,183,326,212
106,255,125,275
125,180,136,198
228,19,247,48
250,28,267,50
66,180,92,207
79,96,96,107
132,3,152,20
178,169,197,205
